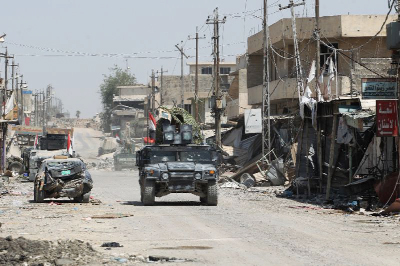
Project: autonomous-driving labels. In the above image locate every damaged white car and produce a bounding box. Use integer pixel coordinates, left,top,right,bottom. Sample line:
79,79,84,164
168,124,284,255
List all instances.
34,157,93,203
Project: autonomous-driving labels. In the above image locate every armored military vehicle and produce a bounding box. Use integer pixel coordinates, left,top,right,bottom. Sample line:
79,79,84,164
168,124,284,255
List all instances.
114,147,136,171
136,124,219,206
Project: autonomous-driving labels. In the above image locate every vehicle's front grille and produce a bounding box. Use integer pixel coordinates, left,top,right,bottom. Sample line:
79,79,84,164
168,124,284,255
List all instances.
168,172,194,191
169,172,194,178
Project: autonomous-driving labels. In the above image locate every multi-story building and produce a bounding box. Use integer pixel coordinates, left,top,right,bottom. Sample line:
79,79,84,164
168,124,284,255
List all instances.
247,15,396,114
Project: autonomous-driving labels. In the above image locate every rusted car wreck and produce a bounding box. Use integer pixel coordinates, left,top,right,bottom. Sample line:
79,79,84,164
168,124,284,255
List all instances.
34,157,93,203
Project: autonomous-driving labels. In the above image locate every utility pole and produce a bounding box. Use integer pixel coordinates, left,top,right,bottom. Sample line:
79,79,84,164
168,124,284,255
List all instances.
1,49,14,119
207,8,226,147
33,92,38,126
280,0,305,99
151,69,156,114
262,0,271,164
189,28,206,122
315,0,320,97
175,43,188,109
315,0,323,192
10,60,17,96
20,78,27,125
156,67,168,106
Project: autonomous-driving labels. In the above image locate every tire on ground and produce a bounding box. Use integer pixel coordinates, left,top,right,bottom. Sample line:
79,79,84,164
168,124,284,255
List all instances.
142,180,155,206
74,192,91,203
206,180,218,206
8,162,24,174
200,196,207,203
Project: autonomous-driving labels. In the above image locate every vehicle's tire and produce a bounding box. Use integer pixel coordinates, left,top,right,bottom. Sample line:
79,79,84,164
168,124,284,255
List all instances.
206,181,218,206
74,192,91,203
34,182,45,203
142,180,155,206
200,196,207,204
8,162,24,174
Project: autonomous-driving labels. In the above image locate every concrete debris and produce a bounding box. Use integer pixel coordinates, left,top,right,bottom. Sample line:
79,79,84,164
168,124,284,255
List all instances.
0,236,99,265
220,182,245,189
240,173,255,188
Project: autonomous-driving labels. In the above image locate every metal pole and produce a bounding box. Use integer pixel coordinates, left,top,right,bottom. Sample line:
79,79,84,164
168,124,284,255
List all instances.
262,0,271,163
195,29,199,122
160,67,164,106
11,60,15,97
175,44,188,109
215,8,222,147
181,48,184,108
315,0,323,193
3,49,8,119
151,70,155,113
21,78,25,125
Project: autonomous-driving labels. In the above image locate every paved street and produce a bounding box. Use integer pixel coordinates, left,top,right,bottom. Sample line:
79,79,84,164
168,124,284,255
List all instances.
0,128,399,265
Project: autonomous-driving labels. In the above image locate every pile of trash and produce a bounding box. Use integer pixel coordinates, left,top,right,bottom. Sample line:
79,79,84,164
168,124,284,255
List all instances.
0,236,100,265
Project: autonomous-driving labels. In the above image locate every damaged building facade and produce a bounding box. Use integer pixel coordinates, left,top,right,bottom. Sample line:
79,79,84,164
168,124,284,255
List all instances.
158,62,236,125
221,14,400,202
111,85,149,138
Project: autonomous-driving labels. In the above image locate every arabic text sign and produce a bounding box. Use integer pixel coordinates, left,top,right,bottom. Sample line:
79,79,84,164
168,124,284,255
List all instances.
362,78,397,99
376,100,398,137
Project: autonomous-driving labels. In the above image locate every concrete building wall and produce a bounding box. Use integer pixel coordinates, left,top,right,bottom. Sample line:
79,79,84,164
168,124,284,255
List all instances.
247,55,263,88
227,69,250,120
117,85,150,96
161,75,212,107
188,63,236,75
248,15,396,54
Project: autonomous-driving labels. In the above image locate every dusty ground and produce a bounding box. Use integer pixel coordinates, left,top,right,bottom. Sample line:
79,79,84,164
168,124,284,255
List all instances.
1,128,400,265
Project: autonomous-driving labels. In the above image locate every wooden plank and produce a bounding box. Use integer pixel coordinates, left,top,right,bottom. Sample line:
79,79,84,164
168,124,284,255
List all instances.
326,113,338,200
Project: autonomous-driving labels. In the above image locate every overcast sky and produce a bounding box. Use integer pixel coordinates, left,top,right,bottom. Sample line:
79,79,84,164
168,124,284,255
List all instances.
0,0,393,118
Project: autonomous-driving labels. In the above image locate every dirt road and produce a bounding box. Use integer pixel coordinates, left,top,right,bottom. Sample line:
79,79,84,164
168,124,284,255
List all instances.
1,128,400,265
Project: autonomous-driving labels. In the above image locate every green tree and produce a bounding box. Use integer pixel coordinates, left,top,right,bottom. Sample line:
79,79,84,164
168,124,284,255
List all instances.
99,66,136,132
76,110,81,119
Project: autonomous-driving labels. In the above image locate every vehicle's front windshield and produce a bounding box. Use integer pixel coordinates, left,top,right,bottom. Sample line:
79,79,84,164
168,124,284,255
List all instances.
148,151,176,163
180,150,212,162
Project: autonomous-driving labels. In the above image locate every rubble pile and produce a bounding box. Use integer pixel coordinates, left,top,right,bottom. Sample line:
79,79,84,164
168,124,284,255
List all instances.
90,157,114,171
0,236,100,265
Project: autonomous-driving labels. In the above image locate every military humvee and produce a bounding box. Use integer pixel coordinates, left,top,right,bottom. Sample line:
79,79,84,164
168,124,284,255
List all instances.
136,124,219,206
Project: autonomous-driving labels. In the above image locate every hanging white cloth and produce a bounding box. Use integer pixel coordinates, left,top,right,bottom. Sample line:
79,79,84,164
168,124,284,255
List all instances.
327,57,335,101
5,92,15,115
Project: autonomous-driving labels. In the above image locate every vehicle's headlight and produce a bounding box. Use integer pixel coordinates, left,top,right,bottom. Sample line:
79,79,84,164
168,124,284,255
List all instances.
162,173,169,180
195,173,202,180
205,170,215,175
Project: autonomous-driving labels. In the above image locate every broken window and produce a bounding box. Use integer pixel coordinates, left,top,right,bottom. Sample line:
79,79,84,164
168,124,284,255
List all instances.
320,43,338,72
184,104,192,114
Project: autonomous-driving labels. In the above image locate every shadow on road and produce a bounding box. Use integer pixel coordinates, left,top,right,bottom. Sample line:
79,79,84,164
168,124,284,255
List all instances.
120,201,202,206
28,199,88,204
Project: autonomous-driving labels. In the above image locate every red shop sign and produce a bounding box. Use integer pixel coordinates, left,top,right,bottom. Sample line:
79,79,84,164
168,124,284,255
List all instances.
376,100,399,137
